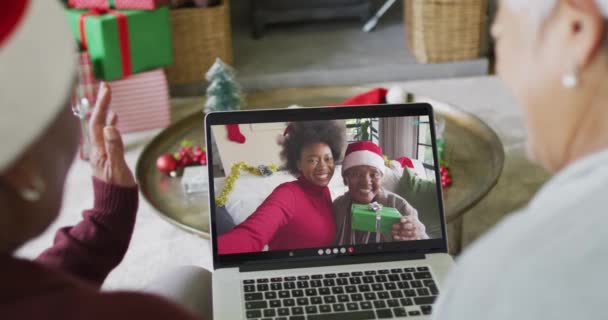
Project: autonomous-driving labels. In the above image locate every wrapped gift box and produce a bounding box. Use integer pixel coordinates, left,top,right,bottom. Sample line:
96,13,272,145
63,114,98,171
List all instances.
65,7,173,80
69,0,169,10
108,69,171,133
351,203,402,234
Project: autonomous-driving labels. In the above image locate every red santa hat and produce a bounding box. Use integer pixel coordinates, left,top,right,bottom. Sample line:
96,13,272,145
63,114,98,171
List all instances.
0,1,77,172
342,141,386,175
334,86,407,106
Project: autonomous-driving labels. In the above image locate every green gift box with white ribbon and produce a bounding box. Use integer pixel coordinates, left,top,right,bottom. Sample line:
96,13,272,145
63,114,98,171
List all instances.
351,202,401,234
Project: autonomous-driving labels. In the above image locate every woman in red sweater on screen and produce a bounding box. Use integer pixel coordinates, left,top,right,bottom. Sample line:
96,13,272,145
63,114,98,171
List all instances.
0,1,197,319
218,120,347,254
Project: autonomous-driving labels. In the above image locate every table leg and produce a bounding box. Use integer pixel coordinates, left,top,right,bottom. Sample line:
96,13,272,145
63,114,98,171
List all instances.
448,216,464,255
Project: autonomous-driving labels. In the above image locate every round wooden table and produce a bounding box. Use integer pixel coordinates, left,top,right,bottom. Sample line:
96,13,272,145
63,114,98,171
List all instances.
137,85,504,254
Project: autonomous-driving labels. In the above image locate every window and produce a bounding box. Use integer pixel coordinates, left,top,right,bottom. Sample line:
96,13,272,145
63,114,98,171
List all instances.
417,116,436,179
346,118,380,143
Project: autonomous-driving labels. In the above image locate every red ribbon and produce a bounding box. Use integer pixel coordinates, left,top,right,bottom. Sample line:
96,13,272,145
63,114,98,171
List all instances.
78,8,132,78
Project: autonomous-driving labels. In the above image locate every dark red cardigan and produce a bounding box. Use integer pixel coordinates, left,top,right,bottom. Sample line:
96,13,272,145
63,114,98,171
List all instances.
0,178,198,319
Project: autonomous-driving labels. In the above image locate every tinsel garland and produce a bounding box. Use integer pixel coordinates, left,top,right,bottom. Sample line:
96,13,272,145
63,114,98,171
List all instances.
215,161,279,207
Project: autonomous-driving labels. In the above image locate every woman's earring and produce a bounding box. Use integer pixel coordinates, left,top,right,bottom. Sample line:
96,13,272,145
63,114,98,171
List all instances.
490,23,502,41
561,64,579,88
20,175,46,202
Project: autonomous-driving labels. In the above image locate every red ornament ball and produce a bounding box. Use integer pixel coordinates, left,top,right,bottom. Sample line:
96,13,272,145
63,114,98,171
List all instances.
439,165,452,188
178,153,194,166
156,153,178,175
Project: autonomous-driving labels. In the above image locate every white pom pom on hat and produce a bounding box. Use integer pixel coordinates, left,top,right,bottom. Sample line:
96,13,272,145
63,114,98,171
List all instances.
0,1,77,173
385,86,407,104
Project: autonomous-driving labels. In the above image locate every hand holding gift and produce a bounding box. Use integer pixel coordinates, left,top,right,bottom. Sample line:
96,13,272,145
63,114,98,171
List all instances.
391,215,427,241
351,202,401,234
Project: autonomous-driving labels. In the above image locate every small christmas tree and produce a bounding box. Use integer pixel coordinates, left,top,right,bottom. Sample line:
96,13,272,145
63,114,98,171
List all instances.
204,58,243,113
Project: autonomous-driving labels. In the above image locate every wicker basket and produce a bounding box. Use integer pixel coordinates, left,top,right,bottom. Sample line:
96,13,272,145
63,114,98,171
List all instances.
165,0,233,85
405,0,487,63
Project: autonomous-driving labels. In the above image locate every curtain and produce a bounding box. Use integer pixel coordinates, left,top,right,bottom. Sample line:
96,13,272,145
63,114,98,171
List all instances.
379,116,419,159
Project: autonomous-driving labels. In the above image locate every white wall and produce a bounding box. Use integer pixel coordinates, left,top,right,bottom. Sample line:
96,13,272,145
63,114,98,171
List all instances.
211,122,287,174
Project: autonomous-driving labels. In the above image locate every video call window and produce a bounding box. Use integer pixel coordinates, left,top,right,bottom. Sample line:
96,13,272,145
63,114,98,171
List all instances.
211,116,442,256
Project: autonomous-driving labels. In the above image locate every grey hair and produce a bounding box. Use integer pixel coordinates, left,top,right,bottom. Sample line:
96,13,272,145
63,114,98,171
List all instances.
503,0,608,21
502,0,608,45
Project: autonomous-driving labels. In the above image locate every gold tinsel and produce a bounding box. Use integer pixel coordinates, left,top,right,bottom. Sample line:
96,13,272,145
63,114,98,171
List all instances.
215,161,279,207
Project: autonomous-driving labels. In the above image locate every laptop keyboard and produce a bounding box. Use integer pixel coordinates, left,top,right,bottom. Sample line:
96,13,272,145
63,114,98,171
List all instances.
242,266,439,319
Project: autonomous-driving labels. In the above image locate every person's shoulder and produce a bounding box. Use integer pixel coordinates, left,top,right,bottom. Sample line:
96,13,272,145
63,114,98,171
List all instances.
332,193,350,211
381,189,405,201
260,180,302,206
88,291,199,319
444,207,608,318
272,179,301,195
380,189,411,207
333,193,348,204
531,155,608,215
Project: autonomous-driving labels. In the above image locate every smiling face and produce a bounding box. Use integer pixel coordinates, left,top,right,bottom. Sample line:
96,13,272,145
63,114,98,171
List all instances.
344,165,383,204
296,142,336,187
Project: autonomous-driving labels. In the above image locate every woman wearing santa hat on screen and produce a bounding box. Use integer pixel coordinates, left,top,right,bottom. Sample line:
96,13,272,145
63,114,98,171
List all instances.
0,1,198,319
333,141,428,245
218,120,348,254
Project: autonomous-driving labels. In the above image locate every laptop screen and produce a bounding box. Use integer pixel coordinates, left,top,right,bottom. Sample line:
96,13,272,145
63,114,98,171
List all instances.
206,104,447,268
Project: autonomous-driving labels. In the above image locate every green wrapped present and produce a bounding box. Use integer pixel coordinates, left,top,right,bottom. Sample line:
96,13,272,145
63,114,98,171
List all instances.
351,202,402,234
65,7,173,81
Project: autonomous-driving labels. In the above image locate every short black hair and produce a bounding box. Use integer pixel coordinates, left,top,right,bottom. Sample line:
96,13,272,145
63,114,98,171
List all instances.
280,120,346,175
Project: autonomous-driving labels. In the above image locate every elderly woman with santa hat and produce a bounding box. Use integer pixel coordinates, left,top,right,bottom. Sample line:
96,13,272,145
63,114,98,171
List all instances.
0,1,198,319
333,141,428,245
433,0,608,319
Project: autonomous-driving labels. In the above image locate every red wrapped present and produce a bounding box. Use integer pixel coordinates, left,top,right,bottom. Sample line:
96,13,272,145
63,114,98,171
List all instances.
107,69,171,133
68,0,169,10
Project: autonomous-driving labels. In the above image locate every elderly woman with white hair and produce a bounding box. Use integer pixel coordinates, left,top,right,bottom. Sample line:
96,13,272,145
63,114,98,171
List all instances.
0,1,200,319
434,0,608,318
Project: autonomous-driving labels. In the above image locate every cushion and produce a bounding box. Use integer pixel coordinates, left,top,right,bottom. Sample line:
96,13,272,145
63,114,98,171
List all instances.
396,167,443,238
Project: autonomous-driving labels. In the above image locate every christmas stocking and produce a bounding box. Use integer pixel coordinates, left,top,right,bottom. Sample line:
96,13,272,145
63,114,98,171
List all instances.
226,124,246,144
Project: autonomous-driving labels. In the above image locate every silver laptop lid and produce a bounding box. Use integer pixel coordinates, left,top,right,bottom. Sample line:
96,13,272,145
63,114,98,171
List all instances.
205,104,447,270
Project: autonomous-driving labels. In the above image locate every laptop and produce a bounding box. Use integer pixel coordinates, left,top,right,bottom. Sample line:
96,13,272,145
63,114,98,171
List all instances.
206,103,454,320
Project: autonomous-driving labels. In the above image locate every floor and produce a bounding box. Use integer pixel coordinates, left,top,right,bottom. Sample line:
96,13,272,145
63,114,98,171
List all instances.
170,0,489,95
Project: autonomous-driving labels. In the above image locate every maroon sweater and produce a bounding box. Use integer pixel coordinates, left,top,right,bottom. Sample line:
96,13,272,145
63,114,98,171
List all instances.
0,178,198,319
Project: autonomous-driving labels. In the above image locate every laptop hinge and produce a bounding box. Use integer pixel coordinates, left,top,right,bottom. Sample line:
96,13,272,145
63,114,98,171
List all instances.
239,253,426,273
